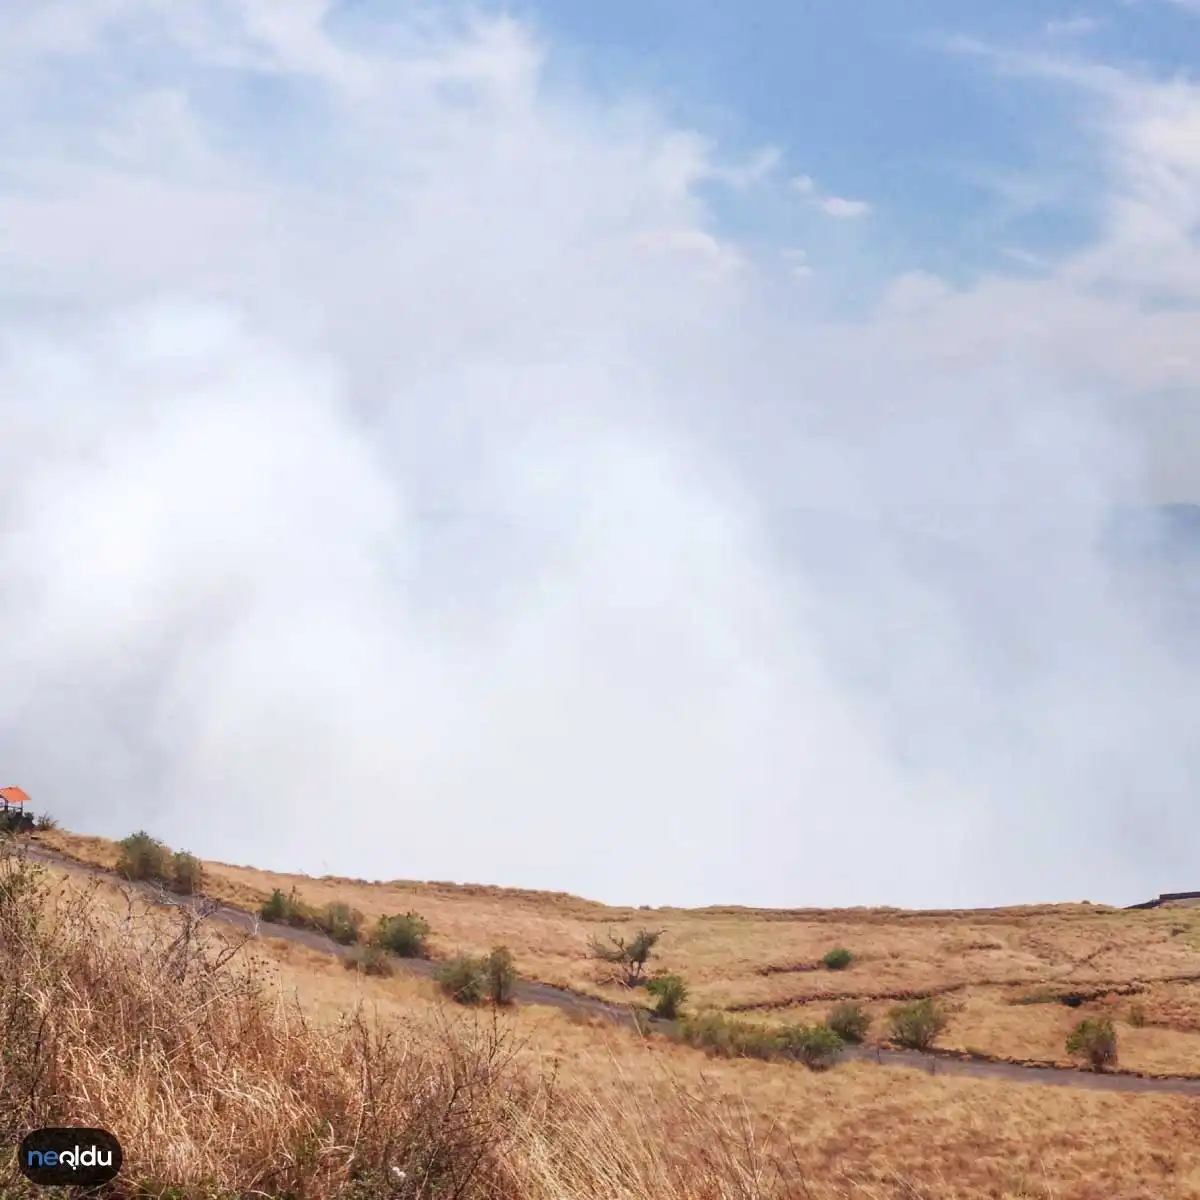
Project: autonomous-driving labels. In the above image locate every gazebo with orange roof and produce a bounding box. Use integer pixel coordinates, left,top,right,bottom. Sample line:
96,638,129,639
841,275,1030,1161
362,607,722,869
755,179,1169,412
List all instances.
0,786,31,815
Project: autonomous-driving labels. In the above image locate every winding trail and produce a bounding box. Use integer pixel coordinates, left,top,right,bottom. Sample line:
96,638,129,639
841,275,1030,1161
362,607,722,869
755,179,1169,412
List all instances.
18,840,1200,1097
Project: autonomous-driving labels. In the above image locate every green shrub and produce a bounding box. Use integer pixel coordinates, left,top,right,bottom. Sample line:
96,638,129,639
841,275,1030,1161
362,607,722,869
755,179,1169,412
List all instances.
343,945,395,977
675,1013,777,1060
372,911,431,958
318,902,364,946
169,851,204,896
484,946,517,1005
826,1002,871,1044
588,927,663,987
822,947,853,971
436,955,487,1005
116,831,171,882
1066,1018,1118,1072
258,886,316,928
777,1023,844,1070
646,974,688,1019
888,998,948,1050
674,1014,842,1070
260,888,290,923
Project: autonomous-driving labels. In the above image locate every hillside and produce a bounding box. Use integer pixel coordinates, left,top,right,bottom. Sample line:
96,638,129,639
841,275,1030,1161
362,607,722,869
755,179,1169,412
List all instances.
26,825,1200,1074
9,827,1200,1197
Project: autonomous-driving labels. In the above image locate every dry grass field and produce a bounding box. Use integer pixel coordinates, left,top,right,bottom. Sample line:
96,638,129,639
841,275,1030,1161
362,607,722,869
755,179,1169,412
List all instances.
29,826,1200,1077
7,854,1200,1198
16,830,1200,1195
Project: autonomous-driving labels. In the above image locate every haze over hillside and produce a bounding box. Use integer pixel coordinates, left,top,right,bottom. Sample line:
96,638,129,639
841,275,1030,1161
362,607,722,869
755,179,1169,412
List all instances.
2,3,1200,913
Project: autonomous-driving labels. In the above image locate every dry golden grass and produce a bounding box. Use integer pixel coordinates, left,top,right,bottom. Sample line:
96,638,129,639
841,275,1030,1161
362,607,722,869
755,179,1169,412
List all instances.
9,856,1200,1198
31,826,1200,1077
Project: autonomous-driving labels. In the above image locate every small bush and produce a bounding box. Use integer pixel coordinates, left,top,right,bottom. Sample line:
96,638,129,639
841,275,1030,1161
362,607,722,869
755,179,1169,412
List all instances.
1066,1018,1118,1072
484,946,517,1005
779,1024,843,1070
888,998,948,1050
646,974,688,1019
822,947,852,971
33,813,58,831
258,886,317,928
826,1002,871,1044
674,1014,842,1070
318,902,365,946
437,955,487,1005
1128,1002,1147,1028
116,831,171,882
588,927,663,987
675,1013,778,1060
260,888,290,923
169,850,204,896
343,945,395,977
372,911,431,958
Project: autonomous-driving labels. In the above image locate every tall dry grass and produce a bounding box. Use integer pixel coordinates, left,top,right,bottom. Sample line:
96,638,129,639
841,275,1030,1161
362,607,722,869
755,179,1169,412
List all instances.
0,836,825,1199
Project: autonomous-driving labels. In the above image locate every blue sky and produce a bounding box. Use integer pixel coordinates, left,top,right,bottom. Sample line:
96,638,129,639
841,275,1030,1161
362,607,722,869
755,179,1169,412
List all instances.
442,0,1193,284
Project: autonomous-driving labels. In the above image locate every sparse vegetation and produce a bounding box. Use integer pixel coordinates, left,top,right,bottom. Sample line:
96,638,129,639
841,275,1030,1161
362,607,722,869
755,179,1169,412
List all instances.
169,850,204,896
776,1023,844,1070
372,911,432,958
674,1012,841,1070
888,998,948,1051
318,901,365,946
116,830,171,882
484,945,517,1006
588,926,663,987
436,954,488,1004
8,825,1200,1196
343,944,395,977
0,838,815,1197
675,1012,773,1059
259,885,317,928
826,1002,871,1044
1128,1002,1147,1028
1066,1018,1118,1072
260,886,294,923
436,948,518,1006
822,947,852,971
646,974,689,1019
33,812,58,831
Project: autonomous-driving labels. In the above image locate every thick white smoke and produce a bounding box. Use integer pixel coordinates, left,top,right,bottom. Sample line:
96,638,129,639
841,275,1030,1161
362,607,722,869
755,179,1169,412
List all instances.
0,4,1198,906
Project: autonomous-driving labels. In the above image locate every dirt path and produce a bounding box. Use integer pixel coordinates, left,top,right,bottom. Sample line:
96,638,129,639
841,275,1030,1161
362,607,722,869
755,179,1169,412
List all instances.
19,841,1200,1096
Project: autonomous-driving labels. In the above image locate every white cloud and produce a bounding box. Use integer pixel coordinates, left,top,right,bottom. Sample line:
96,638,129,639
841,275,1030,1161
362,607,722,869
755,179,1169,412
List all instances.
955,40,1200,303
711,146,783,189
819,195,872,219
0,5,1200,909
633,229,746,279
791,174,871,218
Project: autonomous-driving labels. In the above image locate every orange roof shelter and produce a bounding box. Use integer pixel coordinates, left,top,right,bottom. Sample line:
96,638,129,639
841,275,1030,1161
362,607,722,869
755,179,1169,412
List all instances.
0,786,30,812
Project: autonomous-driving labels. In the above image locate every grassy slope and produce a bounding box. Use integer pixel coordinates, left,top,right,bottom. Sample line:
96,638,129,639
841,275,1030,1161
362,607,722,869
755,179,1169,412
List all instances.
9,859,1200,1199
32,827,1200,1076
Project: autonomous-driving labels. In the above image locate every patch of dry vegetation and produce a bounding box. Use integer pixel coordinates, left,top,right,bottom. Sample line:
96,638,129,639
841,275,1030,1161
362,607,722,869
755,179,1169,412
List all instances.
7,851,1200,1196
28,826,1200,1077
0,842,813,1198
